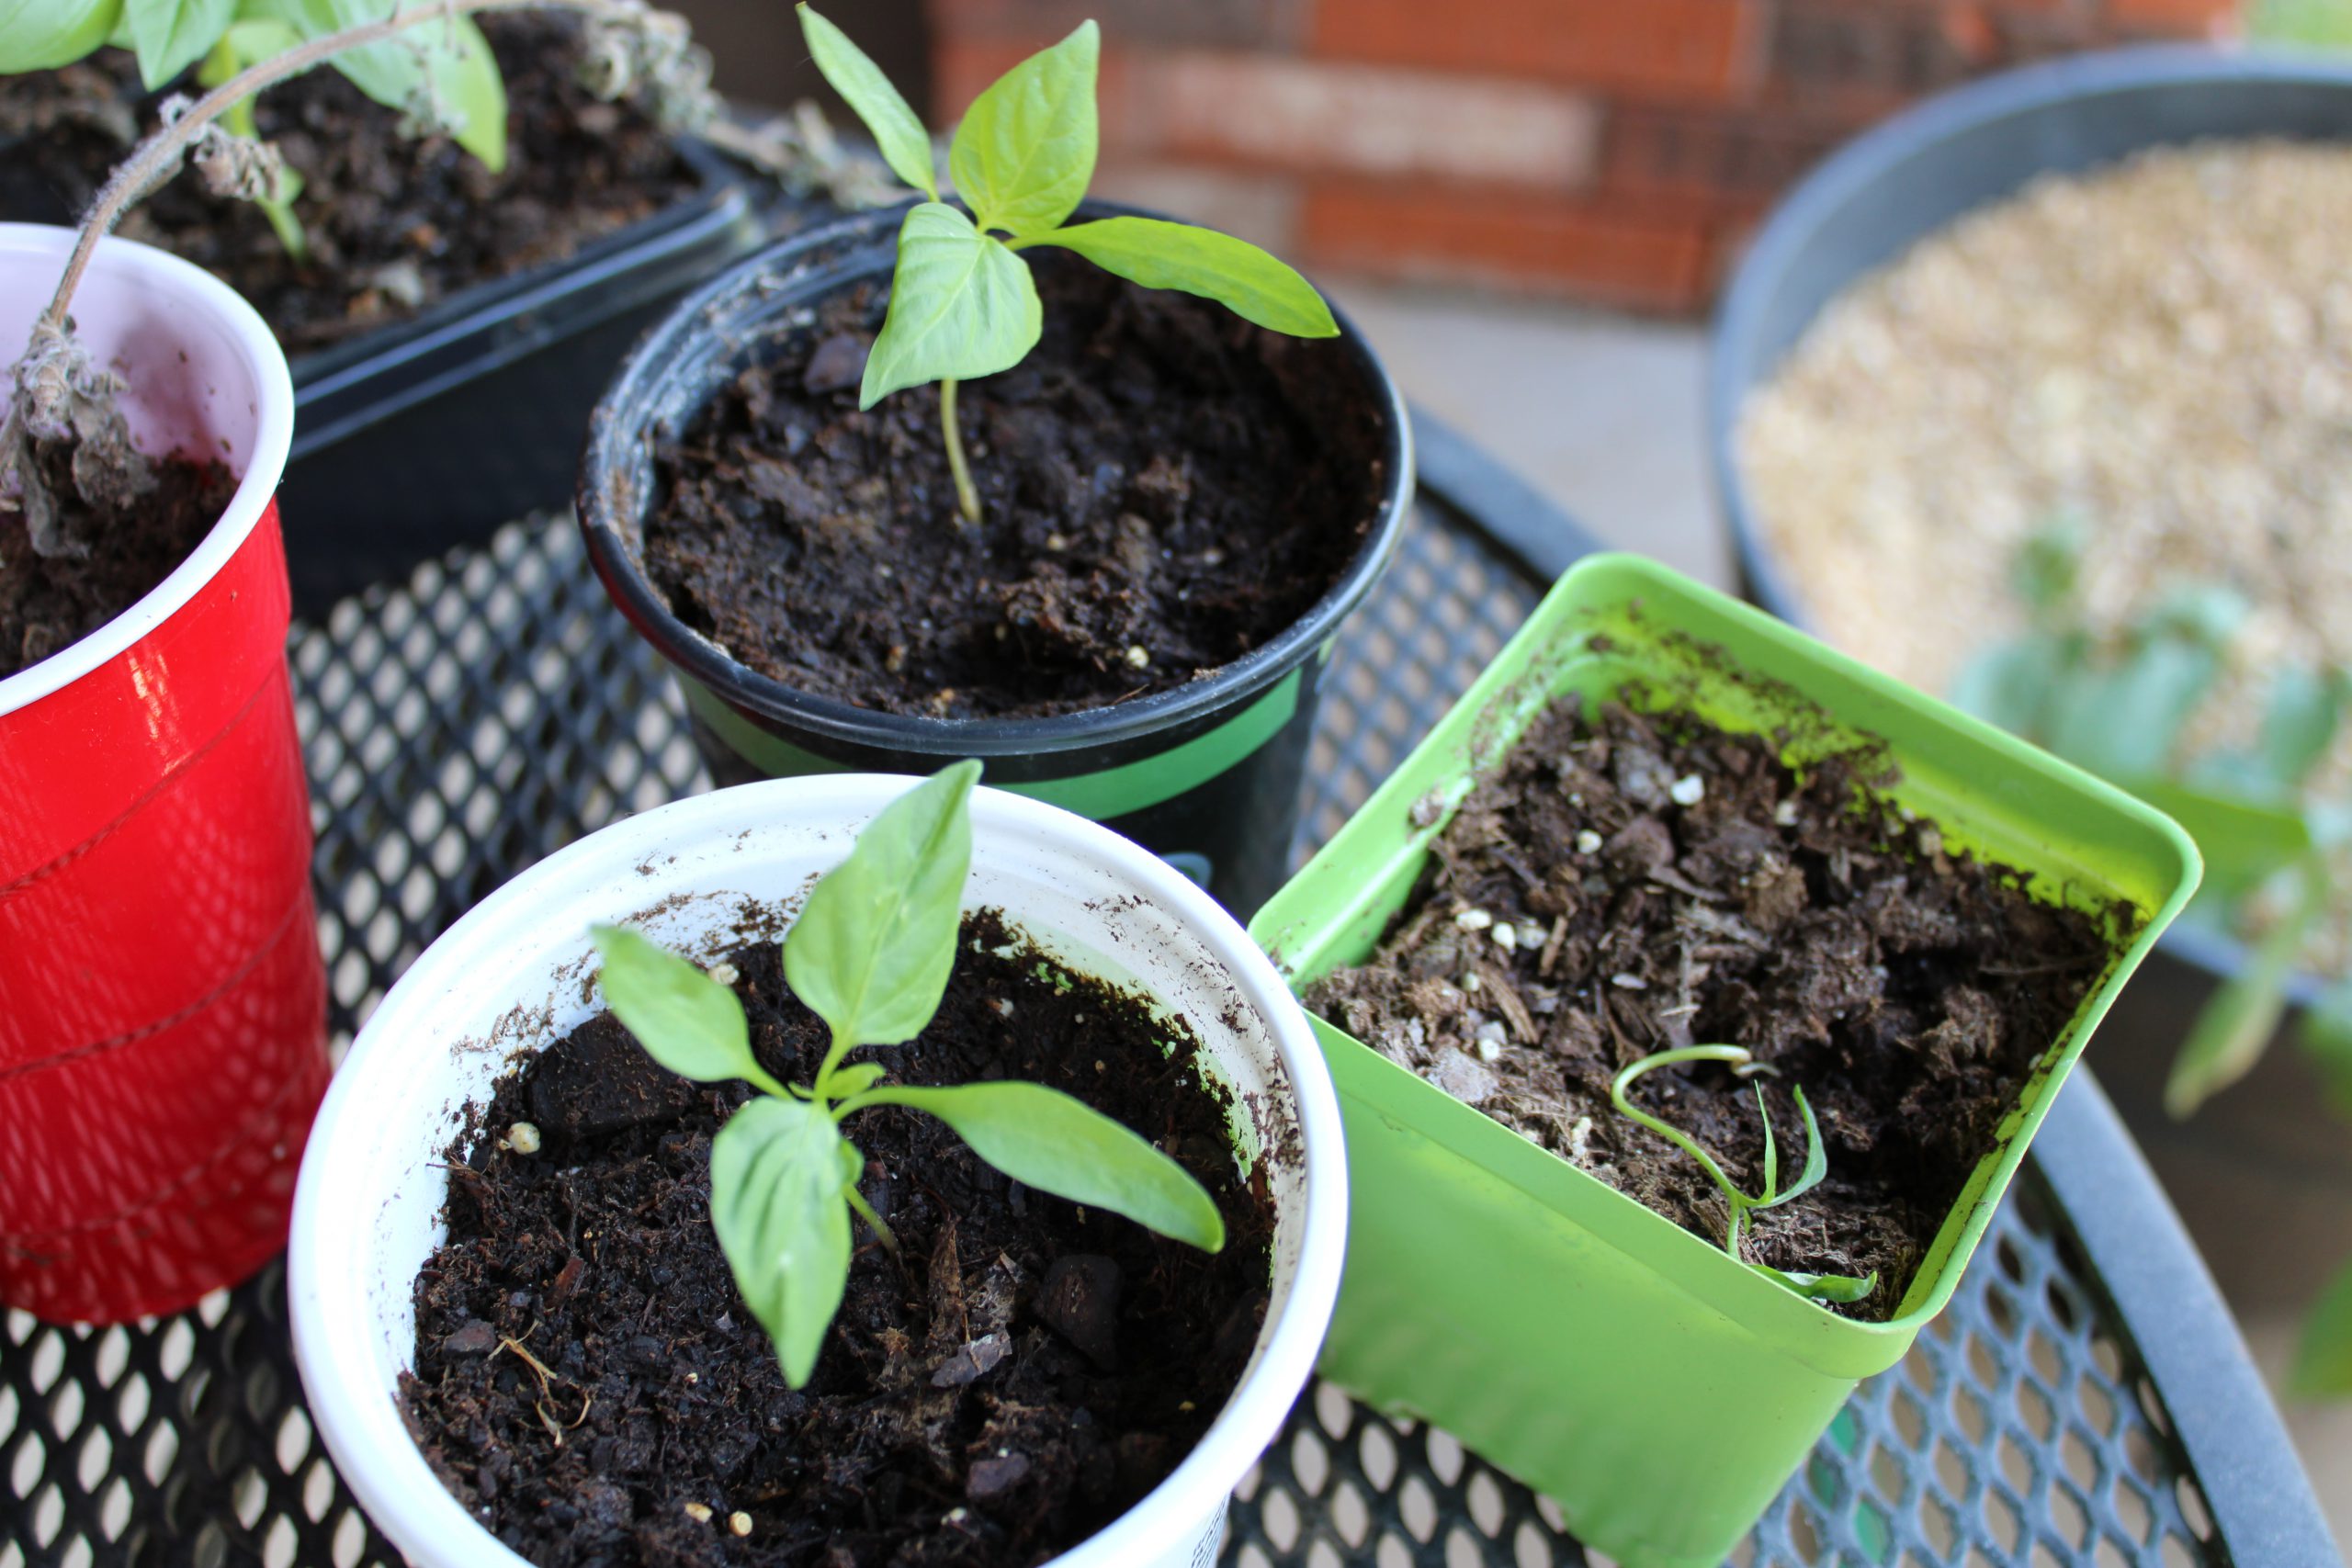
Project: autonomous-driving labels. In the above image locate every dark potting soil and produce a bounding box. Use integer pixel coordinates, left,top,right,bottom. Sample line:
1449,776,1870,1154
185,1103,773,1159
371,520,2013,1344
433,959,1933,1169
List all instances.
0,448,233,679
4,15,695,354
640,254,1386,719
398,910,1276,1567
1305,694,2126,1320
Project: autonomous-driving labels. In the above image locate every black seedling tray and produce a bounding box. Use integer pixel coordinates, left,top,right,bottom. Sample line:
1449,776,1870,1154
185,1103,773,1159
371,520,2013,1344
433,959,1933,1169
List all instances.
0,414,2335,1568
274,137,780,615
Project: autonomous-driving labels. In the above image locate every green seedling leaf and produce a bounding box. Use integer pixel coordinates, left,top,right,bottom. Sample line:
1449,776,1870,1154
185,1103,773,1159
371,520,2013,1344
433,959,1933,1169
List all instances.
1755,1264,1879,1304
796,4,936,199
1755,1085,1830,1211
126,0,232,86
1609,1046,1751,1209
202,17,305,87
2045,634,2223,782
862,1081,1226,1251
591,925,787,1098
823,1061,887,1099
2165,857,2327,1118
200,18,310,258
860,204,1042,407
2295,976,2352,1122
250,0,507,170
785,760,981,1047
2011,517,2088,623
709,1095,854,1388
2256,665,2349,794
1950,632,2070,742
0,0,122,71
2151,581,2251,649
2126,777,2309,909
947,19,1097,237
2289,1255,2352,1397
1613,1048,1861,1298
1035,218,1339,337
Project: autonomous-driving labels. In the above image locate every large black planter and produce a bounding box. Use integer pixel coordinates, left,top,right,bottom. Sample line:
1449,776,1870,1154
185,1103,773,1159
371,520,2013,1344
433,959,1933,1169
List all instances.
579,201,1413,919
1709,43,2352,997
277,140,772,612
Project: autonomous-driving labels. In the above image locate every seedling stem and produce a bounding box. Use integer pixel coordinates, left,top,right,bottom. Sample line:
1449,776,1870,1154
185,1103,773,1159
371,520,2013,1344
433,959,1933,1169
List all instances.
941,379,980,525
1610,1044,1877,1305
591,761,1227,1388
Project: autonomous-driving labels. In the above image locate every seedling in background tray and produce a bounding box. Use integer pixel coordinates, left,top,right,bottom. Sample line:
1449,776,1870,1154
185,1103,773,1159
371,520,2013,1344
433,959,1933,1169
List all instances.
1954,518,2352,1395
796,3,1338,526
5,0,526,262
589,760,1225,1388
1,0,718,554
1609,1045,1877,1304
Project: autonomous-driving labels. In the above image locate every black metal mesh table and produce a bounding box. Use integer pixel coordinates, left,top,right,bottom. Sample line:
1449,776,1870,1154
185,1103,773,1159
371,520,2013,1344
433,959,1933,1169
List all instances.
1,422,2335,1568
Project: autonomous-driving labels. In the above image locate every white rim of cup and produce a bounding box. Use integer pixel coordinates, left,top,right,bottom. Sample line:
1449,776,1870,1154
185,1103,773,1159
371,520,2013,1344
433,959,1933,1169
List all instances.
0,223,295,719
288,777,1349,1568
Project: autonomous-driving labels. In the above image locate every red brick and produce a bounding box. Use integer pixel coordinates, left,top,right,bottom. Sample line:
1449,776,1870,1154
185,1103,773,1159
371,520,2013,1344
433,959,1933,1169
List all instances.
927,0,1308,50
2105,0,2234,33
1602,104,1849,212
1141,51,1601,187
1299,182,1714,311
1308,0,1763,100
1091,162,1303,252
1758,0,2094,119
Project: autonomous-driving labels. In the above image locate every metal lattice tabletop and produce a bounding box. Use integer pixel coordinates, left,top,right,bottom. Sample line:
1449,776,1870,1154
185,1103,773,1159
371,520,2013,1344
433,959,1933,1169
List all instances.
1,427,2335,1568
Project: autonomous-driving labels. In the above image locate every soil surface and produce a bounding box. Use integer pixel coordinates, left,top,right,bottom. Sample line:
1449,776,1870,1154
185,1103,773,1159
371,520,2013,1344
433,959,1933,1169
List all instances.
399,911,1275,1567
1306,692,2125,1319
0,447,232,679
642,254,1386,719
4,15,695,354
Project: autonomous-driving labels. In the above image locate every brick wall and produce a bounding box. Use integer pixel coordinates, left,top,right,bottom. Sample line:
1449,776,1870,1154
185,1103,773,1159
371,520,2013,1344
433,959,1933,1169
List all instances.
928,0,2242,313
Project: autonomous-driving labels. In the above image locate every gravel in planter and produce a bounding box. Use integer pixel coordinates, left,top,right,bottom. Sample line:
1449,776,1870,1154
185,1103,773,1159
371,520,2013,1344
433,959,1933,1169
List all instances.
1304,694,2120,1321
644,253,1385,720
1736,137,2352,973
5,14,695,354
399,910,1274,1567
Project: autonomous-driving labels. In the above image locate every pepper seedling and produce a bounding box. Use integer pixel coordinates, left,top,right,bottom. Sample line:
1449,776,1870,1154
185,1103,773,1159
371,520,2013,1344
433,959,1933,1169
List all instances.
795,4,1338,525
588,760,1226,1387
1609,1044,1877,1304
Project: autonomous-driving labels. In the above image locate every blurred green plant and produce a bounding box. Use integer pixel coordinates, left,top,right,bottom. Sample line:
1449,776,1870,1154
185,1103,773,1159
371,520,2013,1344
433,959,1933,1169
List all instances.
2244,0,2352,47
1954,521,2352,1396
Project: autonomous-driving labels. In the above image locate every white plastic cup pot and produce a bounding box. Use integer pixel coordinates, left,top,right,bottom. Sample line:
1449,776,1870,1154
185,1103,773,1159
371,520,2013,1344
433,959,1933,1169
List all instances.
288,776,1347,1568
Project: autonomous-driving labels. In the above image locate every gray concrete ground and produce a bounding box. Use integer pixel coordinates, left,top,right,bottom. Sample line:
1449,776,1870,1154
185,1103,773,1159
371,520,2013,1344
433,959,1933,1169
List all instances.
1327,282,1729,589
1329,277,2352,1551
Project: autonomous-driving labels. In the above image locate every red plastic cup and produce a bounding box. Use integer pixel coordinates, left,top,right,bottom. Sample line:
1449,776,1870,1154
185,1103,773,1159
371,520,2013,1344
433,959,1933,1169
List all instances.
0,224,327,1323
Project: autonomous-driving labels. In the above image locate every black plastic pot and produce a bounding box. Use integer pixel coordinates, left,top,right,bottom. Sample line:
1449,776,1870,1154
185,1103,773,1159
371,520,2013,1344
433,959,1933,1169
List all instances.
1709,43,2352,996
277,140,775,613
578,202,1413,918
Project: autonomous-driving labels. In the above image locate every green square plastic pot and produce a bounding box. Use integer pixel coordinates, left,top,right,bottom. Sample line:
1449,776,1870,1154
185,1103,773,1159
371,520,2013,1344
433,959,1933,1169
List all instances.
1246,554,2200,1568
